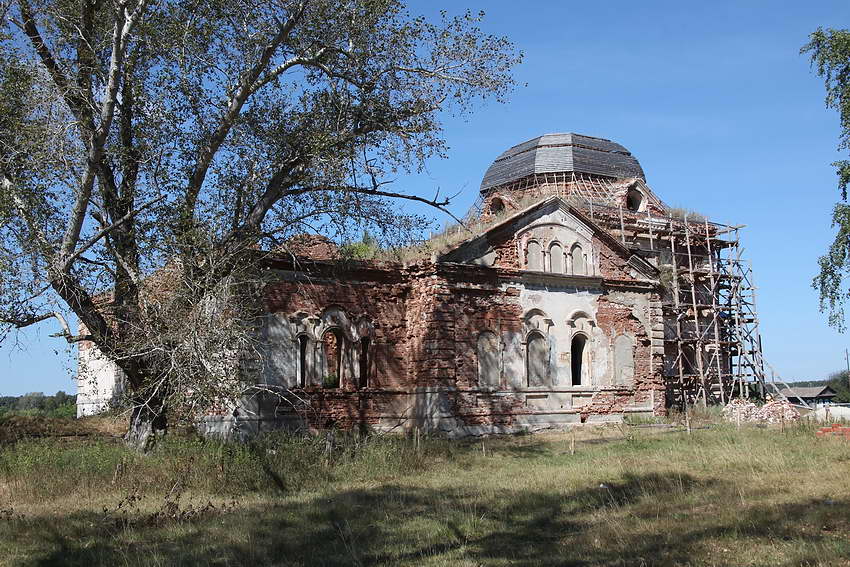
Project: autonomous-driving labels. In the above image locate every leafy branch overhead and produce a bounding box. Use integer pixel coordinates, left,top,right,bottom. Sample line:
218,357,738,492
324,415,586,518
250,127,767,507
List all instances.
803,28,850,330
0,0,522,449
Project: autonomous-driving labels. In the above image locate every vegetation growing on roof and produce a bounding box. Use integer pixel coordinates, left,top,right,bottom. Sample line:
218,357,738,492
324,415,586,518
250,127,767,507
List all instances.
666,207,708,223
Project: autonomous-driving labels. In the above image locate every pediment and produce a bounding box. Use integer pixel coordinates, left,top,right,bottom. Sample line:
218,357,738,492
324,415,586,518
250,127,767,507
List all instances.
439,196,658,280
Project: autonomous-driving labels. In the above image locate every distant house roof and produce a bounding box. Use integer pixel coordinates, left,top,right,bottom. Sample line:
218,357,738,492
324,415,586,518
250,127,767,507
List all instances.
779,386,838,399
479,133,646,193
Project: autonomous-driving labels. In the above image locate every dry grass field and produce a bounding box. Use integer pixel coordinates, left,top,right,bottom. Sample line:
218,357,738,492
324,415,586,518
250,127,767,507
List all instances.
1,415,849,566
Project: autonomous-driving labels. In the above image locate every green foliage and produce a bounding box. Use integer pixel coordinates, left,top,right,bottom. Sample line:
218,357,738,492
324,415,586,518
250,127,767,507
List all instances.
0,391,77,418
803,28,850,329
0,1,522,439
339,231,381,260
322,373,339,388
825,370,850,403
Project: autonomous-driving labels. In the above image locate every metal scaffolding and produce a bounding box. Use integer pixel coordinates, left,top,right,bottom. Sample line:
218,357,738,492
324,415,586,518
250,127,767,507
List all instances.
471,172,798,407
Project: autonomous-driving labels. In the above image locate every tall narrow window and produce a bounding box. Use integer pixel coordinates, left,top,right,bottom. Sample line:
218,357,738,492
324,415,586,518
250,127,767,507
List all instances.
477,331,500,388
358,337,370,388
527,241,542,271
321,329,342,388
298,335,309,387
571,245,586,275
549,243,563,273
527,333,548,387
571,334,586,386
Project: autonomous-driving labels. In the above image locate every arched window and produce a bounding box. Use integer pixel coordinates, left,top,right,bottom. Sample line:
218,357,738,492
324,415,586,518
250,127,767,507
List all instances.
571,245,586,275
526,332,548,387
477,331,500,388
571,334,587,386
321,329,343,388
626,189,644,212
490,197,505,214
613,335,635,385
358,337,370,389
549,242,563,273
526,240,542,271
298,335,309,387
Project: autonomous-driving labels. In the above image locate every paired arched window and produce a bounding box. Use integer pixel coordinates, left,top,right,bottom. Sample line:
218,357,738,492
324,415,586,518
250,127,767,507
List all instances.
526,332,548,388
549,242,563,273
526,240,542,271
571,245,586,276
477,331,501,388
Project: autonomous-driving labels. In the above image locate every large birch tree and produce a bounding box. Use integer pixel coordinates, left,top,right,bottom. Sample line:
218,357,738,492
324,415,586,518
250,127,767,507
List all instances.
0,0,521,449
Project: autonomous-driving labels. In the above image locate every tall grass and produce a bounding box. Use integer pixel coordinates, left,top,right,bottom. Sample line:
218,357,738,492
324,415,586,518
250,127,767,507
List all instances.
2,423,850,566
0,431,455,505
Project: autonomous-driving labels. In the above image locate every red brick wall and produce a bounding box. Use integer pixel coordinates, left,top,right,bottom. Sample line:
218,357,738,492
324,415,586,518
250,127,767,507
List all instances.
257,253,664,431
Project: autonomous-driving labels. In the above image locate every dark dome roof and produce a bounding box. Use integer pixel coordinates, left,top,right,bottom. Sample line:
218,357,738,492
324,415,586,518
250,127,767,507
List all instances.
480,133,645,192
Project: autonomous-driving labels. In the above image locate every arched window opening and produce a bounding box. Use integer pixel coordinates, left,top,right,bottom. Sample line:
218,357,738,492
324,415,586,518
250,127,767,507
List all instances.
477,331,501,388
298,335,309,387
626,189,644,212
358,337,370,389
549,243,563,273
571,245,586,275
321,329,343,388
614,335,635,385
527,241,542,271
527,332,548,388
571,334,587,386
490,197,505,214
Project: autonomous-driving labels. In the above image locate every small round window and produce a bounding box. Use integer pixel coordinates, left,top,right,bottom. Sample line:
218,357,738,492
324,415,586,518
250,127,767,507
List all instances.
626,189,643,212
490,197,505,214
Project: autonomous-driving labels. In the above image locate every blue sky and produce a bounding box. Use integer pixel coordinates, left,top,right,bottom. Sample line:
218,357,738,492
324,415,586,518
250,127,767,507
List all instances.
2,1,849,395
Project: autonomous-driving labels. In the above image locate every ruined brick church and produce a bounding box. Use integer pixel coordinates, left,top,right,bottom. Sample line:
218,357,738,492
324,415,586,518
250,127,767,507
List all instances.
80,133,766,436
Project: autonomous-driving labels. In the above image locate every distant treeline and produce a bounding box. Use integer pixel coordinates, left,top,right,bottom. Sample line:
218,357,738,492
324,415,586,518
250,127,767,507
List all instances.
789,380,829,387
0,391,77,418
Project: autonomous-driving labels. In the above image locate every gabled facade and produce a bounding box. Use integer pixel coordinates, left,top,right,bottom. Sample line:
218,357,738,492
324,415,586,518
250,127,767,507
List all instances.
79,132,765,436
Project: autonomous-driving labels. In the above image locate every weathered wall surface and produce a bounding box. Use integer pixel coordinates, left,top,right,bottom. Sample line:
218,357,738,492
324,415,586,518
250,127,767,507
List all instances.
77,339,125,417
79,199,667,437
198,247,663,438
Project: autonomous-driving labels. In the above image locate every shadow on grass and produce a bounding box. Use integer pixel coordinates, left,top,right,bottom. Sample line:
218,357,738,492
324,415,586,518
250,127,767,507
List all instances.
7,472,850,567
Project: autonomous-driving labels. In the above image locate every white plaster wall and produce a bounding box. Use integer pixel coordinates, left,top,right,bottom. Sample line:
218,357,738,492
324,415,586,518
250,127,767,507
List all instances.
516,284,609,387
77,346,124,416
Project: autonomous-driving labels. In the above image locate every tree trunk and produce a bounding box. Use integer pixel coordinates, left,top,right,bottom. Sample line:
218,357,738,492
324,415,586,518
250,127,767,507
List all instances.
125,397,168,453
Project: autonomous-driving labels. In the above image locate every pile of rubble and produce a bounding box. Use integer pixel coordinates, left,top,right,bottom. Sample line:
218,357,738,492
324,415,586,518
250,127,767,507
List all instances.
721,399,757,422
721,399,800,424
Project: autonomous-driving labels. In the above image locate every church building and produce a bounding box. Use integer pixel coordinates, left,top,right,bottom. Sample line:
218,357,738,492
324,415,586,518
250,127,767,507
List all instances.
80,133,764,437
